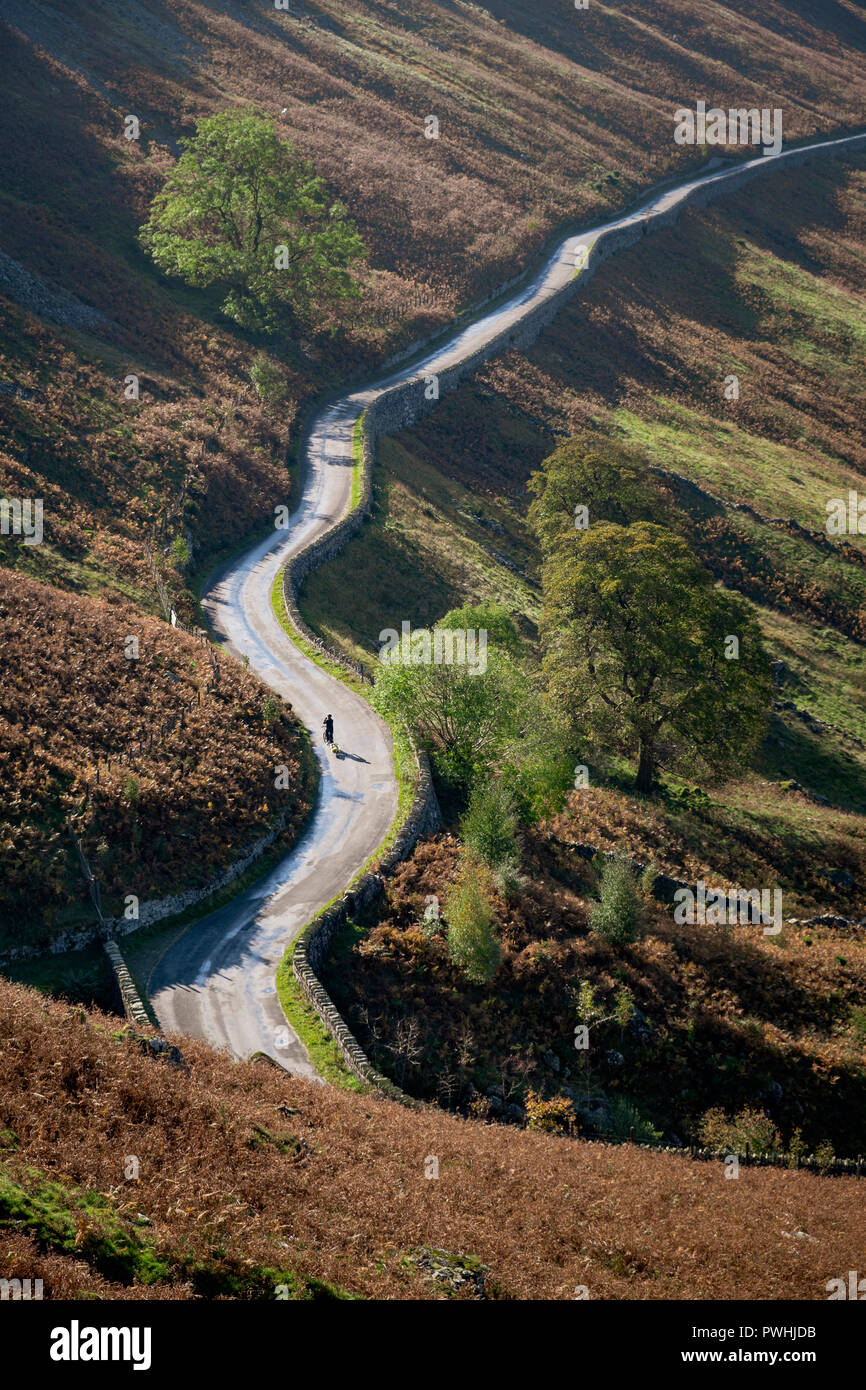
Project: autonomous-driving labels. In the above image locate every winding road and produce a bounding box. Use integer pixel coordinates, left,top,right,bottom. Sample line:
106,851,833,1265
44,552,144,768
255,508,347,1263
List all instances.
149,130,866,1077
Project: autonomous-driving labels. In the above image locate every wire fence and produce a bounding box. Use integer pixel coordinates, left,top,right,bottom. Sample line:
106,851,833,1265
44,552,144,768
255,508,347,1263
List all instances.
66,814,106,931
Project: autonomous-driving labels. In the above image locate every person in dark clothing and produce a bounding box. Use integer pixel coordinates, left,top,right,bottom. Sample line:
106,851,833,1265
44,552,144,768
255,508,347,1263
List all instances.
323,714,334,746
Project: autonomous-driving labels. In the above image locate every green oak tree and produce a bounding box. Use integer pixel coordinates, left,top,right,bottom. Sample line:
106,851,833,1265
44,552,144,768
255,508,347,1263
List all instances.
528,434,677,553
540,521,773,793
371,603,572,813
140,109,366,332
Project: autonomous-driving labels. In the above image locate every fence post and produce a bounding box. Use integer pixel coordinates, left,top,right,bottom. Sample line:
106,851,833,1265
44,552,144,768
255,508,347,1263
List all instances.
66,816,107,934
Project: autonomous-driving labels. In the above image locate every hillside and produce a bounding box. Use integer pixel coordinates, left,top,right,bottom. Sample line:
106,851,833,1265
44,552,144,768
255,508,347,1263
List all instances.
299,150,866,668
0,570,312,954
299,152,866,863
0,978,863,1301
322,829,866,1156
3,0,866,1317
299,148,866,1164
3,1,866,614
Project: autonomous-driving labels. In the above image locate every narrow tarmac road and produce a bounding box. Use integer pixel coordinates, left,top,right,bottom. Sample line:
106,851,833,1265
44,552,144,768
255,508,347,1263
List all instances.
149,131,865,1076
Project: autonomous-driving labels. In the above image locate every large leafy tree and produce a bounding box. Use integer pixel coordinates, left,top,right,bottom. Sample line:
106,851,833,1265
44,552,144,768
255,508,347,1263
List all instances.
140,109,366,332
371,621,528,789
528,434,677,554
371,603,571,812
540,521,773,793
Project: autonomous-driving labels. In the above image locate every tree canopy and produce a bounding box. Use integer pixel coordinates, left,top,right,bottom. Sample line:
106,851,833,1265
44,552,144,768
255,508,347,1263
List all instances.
371,618,527,789
371,603,571,813
140,109,366,332
539,519,773,792
527,434,676,553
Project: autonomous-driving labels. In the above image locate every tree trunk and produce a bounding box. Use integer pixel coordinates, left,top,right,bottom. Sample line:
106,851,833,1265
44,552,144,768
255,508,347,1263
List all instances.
635,738,655,794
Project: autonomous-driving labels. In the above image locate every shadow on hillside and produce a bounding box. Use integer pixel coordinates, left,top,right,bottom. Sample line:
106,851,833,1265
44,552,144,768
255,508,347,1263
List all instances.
622,916,866,1148
723,157,853,281
527,153,856,417
299,488,466,657
480,0,866,72
0,25,254,381
758,713,866,813
657,916,840,1031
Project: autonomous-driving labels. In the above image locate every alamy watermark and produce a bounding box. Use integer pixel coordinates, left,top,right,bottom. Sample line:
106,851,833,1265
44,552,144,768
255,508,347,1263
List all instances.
1,1277,43,1300
674,102,783,157
826,491,866,535
673,881,782,935
378,621,488,675
0,497,43,545
370,290,438,327
826,1271,866,1299
50,1322,151,1370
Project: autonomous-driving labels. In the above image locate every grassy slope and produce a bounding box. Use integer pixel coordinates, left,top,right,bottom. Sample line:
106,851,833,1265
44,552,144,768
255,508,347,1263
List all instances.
0,978,863,1301
306,154,866,1141
300,430,541,670
303,152,866,872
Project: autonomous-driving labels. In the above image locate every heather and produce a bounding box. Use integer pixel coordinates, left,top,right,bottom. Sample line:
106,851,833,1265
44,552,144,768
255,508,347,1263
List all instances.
1,979,863,1300
0,571,312,949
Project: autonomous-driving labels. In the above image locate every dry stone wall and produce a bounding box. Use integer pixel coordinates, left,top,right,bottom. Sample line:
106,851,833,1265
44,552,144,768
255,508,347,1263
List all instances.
291,720,439,1103
282,408,439,1102
0,806,298,966
103,940,152,1029
285,133,866,1100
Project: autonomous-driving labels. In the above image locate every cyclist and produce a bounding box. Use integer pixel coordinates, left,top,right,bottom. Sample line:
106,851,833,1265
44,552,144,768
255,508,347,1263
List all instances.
323,713,334,746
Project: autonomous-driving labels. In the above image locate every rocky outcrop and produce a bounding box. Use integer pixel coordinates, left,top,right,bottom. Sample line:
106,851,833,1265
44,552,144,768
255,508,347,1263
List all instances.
0,248,107,330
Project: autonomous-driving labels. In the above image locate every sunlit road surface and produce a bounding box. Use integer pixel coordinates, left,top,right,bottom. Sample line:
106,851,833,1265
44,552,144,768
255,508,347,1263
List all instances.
150,131,864,1075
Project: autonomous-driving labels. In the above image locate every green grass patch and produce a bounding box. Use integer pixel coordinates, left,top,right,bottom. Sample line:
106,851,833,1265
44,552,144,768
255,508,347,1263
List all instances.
6,541,155,611
736,240,866,355
0,1162,168,1285
350,411,366,510
614,398,866,543
757,711,866,813
274,953,366,1092
271,568,370,693
757,604,866,742
186,1260,357,1300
